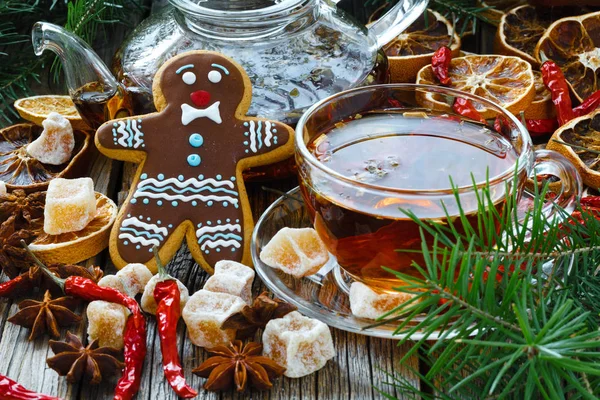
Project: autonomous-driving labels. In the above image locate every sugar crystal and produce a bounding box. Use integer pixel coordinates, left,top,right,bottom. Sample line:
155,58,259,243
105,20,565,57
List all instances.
141,275,189,315
87,300,129,350
182,289,245,348
43,178,96,235
349,282,415,320
26,112,74,165
203,260,255,303
263,311,335,378
260,228,329,278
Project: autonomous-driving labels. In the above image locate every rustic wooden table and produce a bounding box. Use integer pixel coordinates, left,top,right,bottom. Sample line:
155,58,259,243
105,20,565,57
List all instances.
0,153,420,399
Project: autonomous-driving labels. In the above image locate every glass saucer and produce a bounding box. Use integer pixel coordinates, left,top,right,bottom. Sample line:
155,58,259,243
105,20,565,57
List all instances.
251,187,451,341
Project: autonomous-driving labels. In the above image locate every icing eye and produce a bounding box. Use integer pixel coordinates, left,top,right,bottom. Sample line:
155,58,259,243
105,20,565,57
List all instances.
208,70,222,84
182,71,196,85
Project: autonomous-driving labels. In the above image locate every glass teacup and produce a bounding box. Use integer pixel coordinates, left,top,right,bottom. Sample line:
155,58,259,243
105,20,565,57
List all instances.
295,84,582,291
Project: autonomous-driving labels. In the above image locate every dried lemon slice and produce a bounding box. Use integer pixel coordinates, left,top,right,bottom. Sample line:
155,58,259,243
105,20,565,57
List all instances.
29,193,117,265
14,95,89,131
384,9,461,83
495,5,584,67
535,11,600,103
0,123,91,191
416,55,535,119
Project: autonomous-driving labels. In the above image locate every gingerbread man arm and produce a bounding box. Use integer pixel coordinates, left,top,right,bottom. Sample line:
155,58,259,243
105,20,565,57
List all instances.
95,116,155,161
236,118,294,161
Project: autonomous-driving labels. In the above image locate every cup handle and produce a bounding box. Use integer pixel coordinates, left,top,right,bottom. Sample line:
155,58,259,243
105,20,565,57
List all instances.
530,150,582,219
366,0,429,51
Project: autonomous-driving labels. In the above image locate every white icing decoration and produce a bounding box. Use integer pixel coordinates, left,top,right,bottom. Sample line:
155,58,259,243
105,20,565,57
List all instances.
181,102,222,125
249,120,257,153
208,70,222,83
182,71,196,85
118,233,161,247
116,121,129,147
122,216,168,236
133,176,239,206
137,177,235,190
114,120,144,149
134,191,238,205
195,223,241,237
200,239,241,251
265,121,273,147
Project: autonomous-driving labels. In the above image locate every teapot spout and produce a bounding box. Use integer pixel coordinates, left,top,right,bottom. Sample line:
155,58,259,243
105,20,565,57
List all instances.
32,22,123,128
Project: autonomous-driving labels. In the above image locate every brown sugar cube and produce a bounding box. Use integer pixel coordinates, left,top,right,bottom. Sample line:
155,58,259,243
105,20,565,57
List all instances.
115,263,153,295
182,289,246,348
263,311,336,378
43,178,96,235
203,260,255,303
259,228,329,278
349,282,416,320
86,300,129,350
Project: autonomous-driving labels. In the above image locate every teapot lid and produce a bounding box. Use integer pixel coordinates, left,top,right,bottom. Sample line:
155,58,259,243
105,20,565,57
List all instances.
169,0,308,18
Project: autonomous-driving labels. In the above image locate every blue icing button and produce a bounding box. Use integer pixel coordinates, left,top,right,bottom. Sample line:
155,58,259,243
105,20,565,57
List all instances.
223,202,228,207
143,199,149,204
226,219,230,222
207,201,213,206
207,221,212,225
157,200,163,206
168,224,173,228
158,174,164,180
157,220,162,224
131,198,137,204
178,175,184,181
243,122,248,127
140,173,148,179
136,245,141,250
205,250,209,254
172,201,179,207
230,176,236,181
216,248,221,252
124,241,129,245
217,220,221,224
192,201,198,206
216,174,222,180
113,122,118,127
187,154,201,167
189,133,204,148
243,141,248,145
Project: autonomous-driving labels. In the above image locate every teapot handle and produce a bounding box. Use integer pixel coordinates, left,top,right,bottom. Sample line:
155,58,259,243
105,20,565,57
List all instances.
365,0,429,51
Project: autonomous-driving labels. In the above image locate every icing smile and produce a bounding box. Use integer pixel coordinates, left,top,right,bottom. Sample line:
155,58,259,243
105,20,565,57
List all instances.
181,102,222,125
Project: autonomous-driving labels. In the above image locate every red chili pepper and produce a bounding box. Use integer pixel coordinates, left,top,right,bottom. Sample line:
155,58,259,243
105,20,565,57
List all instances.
525,118,559,137
452,97,486,124
540,56,575,126
432,46,453,86
21,241,146,400
573,90,600,117
0,274,32,298
580,196,600,208
0,374,61,400
152,249,197,398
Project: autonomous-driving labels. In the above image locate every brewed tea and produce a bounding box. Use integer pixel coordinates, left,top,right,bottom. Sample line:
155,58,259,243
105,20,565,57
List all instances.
300,113,519,288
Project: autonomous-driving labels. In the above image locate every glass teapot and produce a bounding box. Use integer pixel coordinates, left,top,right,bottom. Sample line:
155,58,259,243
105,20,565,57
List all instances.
33,0,427,126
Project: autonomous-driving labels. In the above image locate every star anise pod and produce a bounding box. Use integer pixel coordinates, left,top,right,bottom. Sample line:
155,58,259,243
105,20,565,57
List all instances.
222,292,297,339
8,290,81,340
193,340,285,392
0,264,103,299
47,331,124,384
0,189,45,228
0,215,35,278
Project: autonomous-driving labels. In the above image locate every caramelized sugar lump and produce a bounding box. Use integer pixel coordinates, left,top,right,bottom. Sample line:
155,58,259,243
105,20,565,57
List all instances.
44,177,97,235
182,289,246,348
349,282,416,319
141,275,189,315
263,311,336,378
97,275,127,294
115,263,153,295
203,260,255,304
87,300,129,350
0,181,6,196
260,228,330,278
26,112,75,165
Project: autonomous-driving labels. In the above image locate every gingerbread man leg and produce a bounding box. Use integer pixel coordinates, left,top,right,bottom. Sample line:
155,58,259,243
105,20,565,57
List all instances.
193,206,245,266
114,200,180,264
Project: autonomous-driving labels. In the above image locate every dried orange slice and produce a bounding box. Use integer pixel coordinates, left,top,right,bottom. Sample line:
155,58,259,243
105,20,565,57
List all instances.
14,95,89,131
29,193,117,264
0,123,92,191
524,71,555,120
495,5,585,67
384,9,461,83
416,55,535,119
546,110,600,187
535,11,600,103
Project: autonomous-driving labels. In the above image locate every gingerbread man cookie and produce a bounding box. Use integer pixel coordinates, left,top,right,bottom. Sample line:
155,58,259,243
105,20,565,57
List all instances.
95,51,294,273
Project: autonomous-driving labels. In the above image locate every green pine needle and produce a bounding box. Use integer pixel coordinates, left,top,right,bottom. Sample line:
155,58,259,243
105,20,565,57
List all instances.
378,171,600,398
